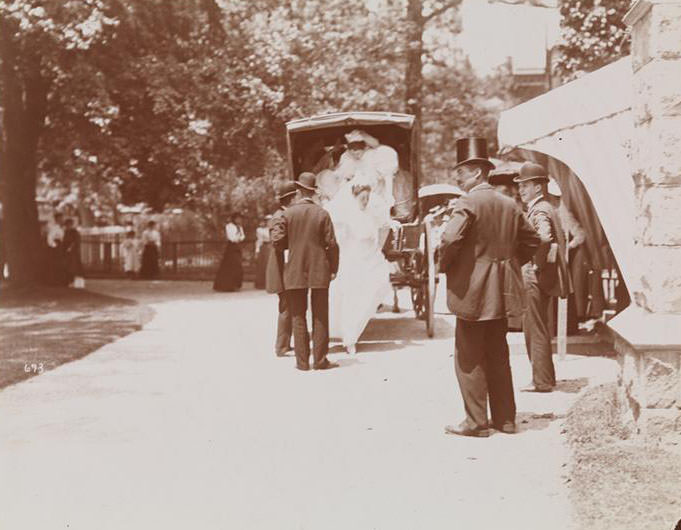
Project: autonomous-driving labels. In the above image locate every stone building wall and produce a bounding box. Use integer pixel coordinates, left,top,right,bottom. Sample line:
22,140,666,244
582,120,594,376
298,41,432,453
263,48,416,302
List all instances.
612,0,681,439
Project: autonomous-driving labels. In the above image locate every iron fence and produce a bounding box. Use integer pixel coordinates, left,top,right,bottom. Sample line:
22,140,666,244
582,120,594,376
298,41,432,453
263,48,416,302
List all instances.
80,236,257,280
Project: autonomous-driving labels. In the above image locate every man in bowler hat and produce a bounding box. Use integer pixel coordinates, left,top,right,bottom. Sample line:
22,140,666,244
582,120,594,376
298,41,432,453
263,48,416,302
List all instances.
271,172,340,371
439,138,540,437
514,162,571,392
266,182,298,357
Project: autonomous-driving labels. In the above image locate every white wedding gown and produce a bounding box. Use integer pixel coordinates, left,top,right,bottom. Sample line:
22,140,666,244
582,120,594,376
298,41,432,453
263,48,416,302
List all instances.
326,182,392,350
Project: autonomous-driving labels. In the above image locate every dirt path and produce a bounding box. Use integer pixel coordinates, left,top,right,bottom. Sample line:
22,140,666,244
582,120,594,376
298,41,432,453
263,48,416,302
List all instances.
0,281,618,529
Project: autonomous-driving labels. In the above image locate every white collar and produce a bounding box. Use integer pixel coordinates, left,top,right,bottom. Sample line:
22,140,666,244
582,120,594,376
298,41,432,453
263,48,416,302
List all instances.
528,195,544,210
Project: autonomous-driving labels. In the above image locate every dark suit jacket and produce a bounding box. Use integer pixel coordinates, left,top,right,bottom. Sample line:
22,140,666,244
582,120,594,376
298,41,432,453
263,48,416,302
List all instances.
438,183,540,321
271,198,339,290
526,197,571,298
265,208,286,294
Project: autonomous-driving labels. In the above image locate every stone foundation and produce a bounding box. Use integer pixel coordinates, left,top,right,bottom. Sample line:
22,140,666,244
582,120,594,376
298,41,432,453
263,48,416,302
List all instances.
606,306,681,440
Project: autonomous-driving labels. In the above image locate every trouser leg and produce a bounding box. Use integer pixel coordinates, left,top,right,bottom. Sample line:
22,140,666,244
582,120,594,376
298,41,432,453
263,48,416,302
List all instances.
454,318,489,430
484,319,516,427
288,289,310,369
311,288,329,368
275,293,292,354
523,281,555,389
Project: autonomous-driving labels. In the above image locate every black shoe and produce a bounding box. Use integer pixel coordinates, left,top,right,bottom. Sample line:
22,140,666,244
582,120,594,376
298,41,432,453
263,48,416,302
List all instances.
520,384,553,393
494,421,517,434
444,422,490,438
313,360,339,370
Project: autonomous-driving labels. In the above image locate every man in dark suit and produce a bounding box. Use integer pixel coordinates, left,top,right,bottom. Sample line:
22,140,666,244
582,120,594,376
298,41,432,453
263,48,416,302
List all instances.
271,172,340,371
439,138,540,438
514,162,571,392
266,182,297,357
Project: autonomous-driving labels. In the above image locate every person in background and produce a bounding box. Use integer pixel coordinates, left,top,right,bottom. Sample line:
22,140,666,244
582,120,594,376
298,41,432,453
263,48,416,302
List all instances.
254,215,271,290
213,213,245,291
266,183,297,356
488,167,524,331
515,163,571,393
62,218,84,287
546,179,604,326
489,168,522,207
47,212,69,285
439,138,540,437
120,229,140,278
139,220,161,279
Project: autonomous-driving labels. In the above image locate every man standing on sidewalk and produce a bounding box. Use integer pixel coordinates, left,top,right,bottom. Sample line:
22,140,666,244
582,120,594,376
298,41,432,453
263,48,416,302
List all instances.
266,182,297,357
515,162,571,393
439,138,540,438
271,173,339,371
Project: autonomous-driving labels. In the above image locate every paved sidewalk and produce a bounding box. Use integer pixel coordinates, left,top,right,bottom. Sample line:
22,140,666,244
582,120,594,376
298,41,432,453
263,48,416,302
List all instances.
0,281,618,530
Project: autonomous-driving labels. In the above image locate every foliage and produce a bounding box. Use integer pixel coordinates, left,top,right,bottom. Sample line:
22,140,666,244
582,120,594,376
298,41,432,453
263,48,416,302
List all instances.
2,0,505,249
554,0,631,82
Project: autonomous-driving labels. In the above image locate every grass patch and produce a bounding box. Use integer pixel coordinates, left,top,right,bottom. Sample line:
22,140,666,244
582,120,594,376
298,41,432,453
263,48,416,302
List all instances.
0,285,149,390
566,383,681,530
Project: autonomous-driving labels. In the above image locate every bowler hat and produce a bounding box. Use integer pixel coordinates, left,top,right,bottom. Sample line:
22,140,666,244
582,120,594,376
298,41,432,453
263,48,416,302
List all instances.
488,168,519,187
513,162,549,183
453,137,495,171
295,172,317,192
276,182,297,201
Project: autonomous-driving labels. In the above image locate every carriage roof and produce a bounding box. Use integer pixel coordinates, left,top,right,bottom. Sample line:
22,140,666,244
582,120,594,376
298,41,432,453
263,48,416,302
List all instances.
286,112,415,133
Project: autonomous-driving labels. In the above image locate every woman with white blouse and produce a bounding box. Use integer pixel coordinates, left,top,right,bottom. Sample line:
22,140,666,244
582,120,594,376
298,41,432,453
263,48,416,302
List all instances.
139,220,161,279
213,213,246,291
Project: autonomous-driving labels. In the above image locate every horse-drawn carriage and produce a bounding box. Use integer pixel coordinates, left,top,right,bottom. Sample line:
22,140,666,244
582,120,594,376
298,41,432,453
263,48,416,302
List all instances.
285,111,461,337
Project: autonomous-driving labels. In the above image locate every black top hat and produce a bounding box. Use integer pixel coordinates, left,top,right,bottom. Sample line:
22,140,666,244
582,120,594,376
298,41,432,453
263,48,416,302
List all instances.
513,162,549,183
488,168,519,186
453,138,495,170
295,172,317,192
276,182,298,201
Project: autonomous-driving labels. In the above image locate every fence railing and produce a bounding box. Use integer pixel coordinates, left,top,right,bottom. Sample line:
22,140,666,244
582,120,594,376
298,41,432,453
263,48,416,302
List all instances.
80,236,257,280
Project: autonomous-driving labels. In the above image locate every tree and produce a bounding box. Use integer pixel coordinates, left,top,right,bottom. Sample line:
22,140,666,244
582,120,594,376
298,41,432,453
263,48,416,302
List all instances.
404,0,462,157
554,0,631,82
0,1,119,284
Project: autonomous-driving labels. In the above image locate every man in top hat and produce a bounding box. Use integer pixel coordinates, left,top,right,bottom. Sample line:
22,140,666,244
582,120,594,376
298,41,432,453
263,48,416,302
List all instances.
266,182,298,357
514,162,571,392
439,138,541,437
271,172,340,371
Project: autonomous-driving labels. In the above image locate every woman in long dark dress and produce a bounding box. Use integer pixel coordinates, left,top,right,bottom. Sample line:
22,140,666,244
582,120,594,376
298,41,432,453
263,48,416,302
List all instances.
213,213,245,292
62,218,83,285
139,221,161,279
253,216,271,289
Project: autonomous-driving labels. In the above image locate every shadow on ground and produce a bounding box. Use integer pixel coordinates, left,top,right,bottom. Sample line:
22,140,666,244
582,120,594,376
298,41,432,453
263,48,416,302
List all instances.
0,285,147,390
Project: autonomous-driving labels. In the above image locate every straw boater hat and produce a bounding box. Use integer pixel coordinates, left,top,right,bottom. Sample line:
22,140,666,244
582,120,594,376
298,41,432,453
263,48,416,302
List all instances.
295,172,317,192
453,137,495,171
276,182,297,201
513,162,549,183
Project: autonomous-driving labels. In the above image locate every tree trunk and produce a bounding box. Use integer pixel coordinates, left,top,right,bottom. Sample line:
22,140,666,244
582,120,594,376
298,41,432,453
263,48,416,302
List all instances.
405,0,424,156
0,18,48,285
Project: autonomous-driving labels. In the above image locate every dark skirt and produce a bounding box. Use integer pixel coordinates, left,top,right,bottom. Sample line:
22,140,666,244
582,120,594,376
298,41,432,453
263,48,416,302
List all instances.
254,243,270,290
213,242,243,292
46,246,71,286
139,243,160,279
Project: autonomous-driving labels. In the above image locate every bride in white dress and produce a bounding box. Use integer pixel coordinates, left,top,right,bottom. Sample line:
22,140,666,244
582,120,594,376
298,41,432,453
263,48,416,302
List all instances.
326,176,393,354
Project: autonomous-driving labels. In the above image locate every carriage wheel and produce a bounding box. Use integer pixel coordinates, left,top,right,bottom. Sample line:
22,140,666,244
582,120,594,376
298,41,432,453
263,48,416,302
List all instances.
423,222,437,338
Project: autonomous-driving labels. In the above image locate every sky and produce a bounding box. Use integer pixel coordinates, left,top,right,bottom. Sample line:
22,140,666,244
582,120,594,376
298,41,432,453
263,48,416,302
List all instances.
456,0,562,75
